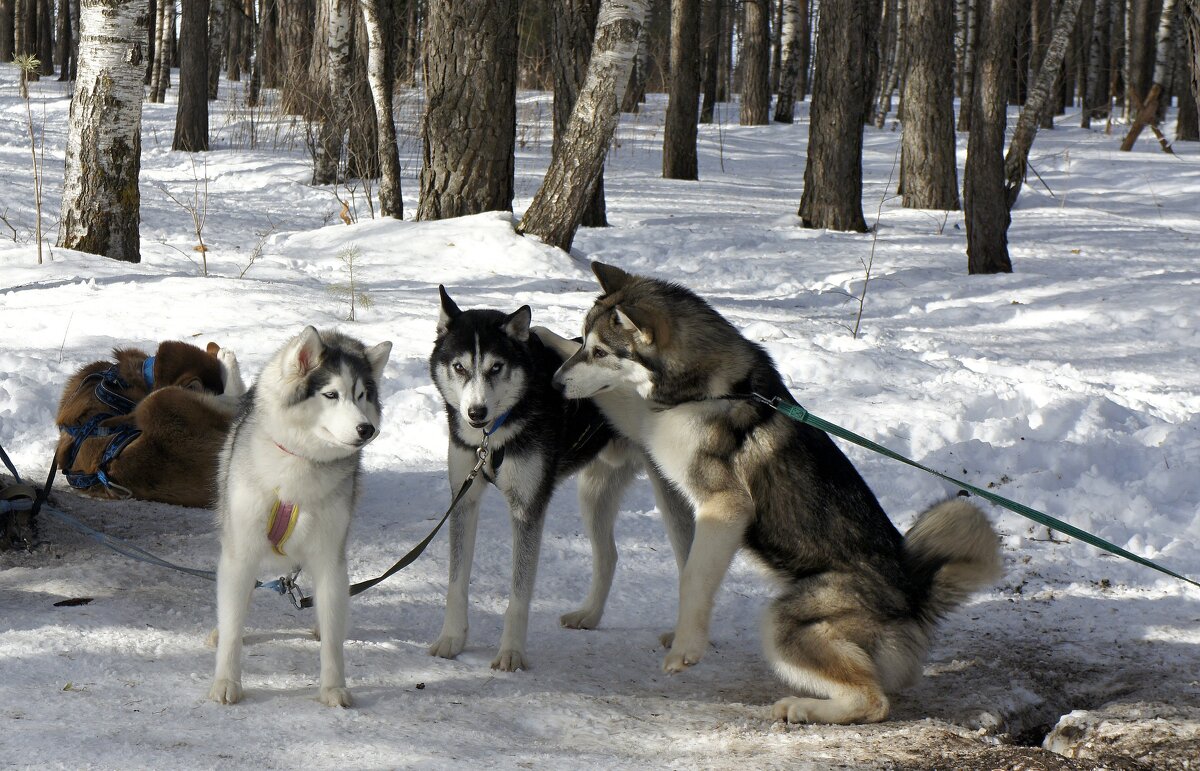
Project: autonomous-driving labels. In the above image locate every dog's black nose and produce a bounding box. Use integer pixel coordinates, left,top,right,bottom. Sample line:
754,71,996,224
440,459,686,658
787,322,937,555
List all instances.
467,405,488,422
356,423,375,440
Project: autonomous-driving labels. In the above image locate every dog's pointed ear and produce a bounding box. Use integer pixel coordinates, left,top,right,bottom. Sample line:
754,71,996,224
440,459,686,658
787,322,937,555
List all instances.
290,326,325,377
437,285,461,336
592,262,633,295
365,341,392,380
614,305,668,347
503,305,532,342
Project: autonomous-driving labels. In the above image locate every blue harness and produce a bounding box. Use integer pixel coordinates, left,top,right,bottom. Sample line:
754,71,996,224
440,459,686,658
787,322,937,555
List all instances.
58,357,155,493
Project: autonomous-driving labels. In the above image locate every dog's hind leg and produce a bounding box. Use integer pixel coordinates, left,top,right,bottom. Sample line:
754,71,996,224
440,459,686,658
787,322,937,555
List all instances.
209,548,258,705
762,595,890,725
308,551,352,707
429,446,485,661
561,446,639,630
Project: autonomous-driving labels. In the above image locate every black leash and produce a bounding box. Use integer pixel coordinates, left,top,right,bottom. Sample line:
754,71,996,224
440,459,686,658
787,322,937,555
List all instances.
293,431,496,609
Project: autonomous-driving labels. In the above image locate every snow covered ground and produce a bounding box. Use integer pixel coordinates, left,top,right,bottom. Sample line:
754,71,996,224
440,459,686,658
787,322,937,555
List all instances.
2,66,1199,769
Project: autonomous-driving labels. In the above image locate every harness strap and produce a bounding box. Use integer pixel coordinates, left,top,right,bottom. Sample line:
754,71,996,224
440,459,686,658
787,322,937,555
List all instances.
267,497,300,556
745,392,1200,591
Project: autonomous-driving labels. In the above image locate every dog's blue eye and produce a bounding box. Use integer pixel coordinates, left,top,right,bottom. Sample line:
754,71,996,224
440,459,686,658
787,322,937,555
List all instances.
489,363,503,375
323,391,338,400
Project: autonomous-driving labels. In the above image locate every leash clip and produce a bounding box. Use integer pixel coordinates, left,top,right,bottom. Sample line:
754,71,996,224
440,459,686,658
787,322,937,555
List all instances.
278,571,303,610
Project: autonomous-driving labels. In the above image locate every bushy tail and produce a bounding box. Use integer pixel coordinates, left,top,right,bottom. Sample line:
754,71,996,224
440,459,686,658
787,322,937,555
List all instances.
904,498,1003,626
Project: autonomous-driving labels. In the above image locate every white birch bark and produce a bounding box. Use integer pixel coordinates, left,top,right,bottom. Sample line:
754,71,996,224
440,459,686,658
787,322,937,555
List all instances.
359,0,402,217
313,0,354,185
148,0,168,102
518,0,648,251
1003,0,1085,208
1120,0,1178,149
58,0,150,263
773,0,803,122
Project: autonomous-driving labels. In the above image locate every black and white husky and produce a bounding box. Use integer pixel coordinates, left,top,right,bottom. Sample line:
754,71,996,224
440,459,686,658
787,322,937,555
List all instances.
428,286,692,671
209,326,391,707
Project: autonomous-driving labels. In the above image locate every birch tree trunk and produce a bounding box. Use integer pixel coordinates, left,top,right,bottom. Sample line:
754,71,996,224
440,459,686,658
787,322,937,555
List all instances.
58,0,150,263
148,0,170,101
900,0,959,210
1120,0,1179,150
963,0,1018,274
773,0,803,122
958,0,979,130
740,0,771,124
798,0,880,232
206,0,226,98
1003,0,1085,209
554,0,607,224
359,0,401,217
1030,0,1052,128
173,0,210,152
663,0,701,178
517,0,647,252
418,0,518,220
312,0,354,185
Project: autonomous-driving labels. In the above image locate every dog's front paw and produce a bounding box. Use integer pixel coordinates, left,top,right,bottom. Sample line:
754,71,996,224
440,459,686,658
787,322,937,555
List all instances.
428,635,466,660
319,686,353,708
659,630,675,649
208,678,243,705
560,607,602,630
216,348,247,397
662,635,706,673
491,648,528,672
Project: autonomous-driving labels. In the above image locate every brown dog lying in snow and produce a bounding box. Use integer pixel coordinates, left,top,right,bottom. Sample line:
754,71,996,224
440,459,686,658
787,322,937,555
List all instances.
54,340,246,508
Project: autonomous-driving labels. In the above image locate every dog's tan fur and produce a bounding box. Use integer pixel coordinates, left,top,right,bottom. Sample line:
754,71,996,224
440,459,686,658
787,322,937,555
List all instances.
54,341,240,508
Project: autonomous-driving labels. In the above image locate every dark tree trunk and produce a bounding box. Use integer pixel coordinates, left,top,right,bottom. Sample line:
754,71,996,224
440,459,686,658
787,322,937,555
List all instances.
279,0,315,116
699,0,721,122
1084,0,1111,125
37,0,54,74
59,0,150,264
1180,0,1200,132
418,0,518,220
0,0,13,64
56,0,75,80
717,0,732,100
740,0,771,124
1031,0,1052,127
1178,5,1200,139
964,0,1019,275
664,0,701,177
518,0,648,251
554,0,607,224
345,9,379,181
901,0,960,210
173,0,211,152
798,0,879,231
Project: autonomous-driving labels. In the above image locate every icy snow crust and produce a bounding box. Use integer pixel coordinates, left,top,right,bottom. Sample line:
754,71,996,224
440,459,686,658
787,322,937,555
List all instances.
2,68,1198,769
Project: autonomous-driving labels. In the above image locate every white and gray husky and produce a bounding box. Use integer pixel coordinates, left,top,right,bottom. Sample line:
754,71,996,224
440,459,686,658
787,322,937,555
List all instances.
539,262,1003,725
208,326,391,707
428,286,693,671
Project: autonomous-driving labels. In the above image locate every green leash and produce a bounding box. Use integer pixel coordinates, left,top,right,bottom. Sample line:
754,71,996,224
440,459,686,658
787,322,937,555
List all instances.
748,393,1200,591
